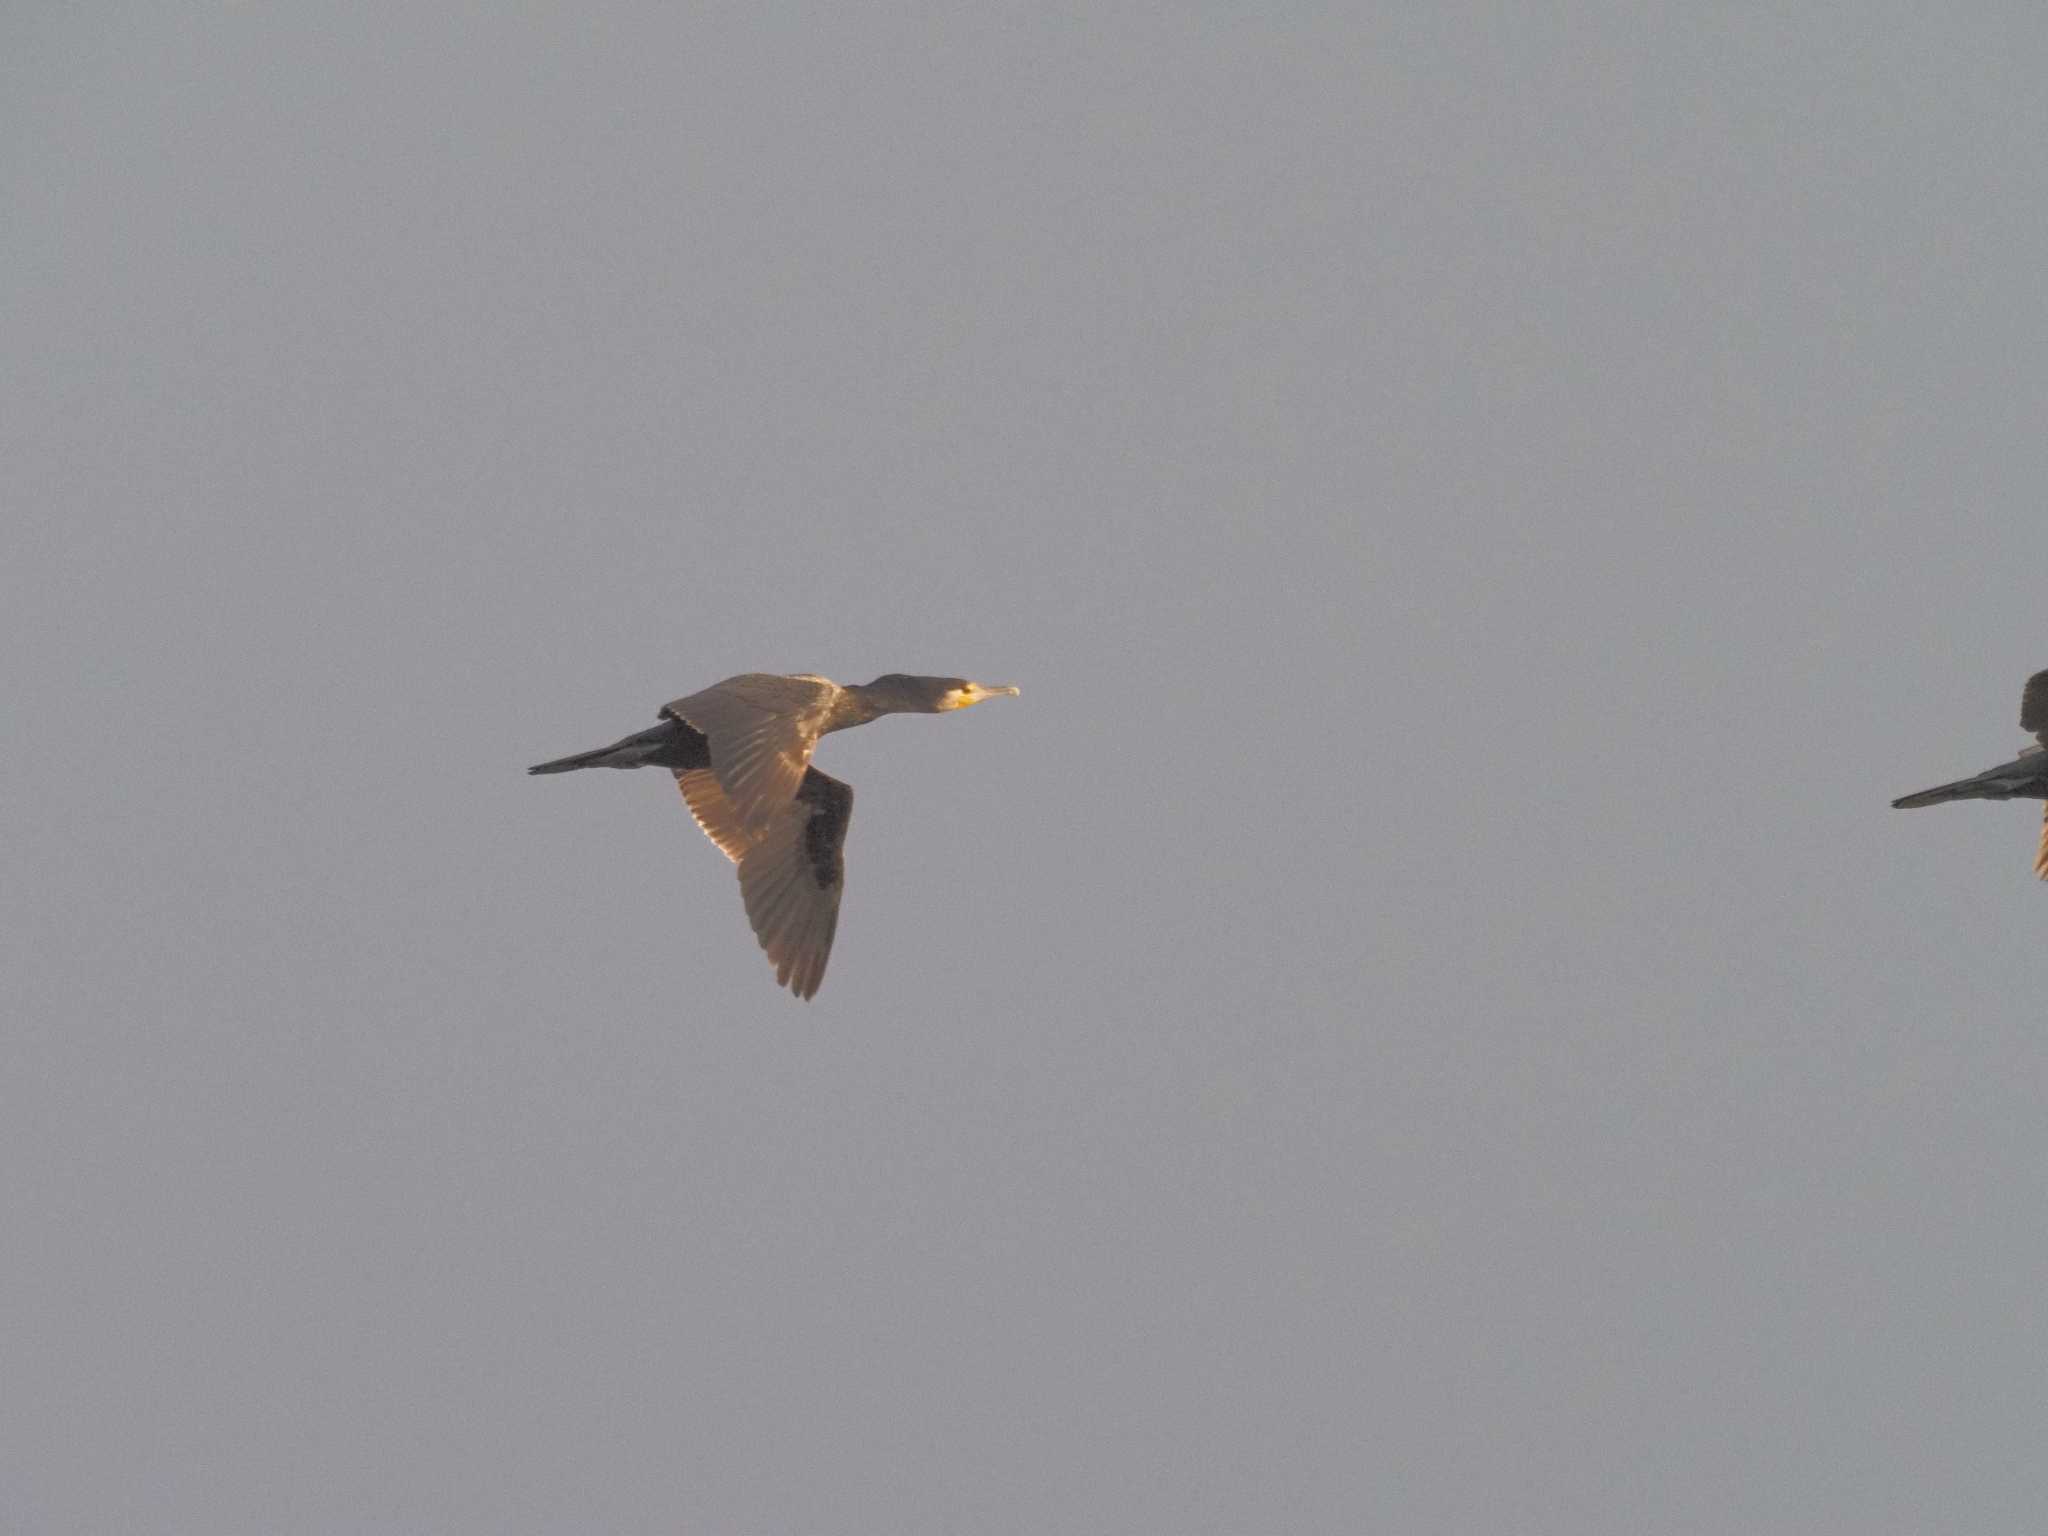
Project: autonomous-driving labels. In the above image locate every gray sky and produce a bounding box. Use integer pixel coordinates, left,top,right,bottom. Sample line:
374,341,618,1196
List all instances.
8,3,2048,1531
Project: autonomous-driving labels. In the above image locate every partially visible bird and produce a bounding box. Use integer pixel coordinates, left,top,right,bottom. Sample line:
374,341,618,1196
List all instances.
1892,667,2048,879
530,672,1020,998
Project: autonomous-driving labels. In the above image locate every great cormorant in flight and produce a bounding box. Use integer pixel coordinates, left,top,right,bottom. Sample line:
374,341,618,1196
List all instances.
531,672,1020,997
1892,668,2048,879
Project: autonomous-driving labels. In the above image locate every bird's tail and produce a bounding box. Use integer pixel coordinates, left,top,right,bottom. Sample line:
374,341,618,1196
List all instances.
528,744,624,774
1892,774,2012,809
528,723,678,775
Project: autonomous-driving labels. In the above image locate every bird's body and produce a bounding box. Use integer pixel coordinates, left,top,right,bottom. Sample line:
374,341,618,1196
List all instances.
530,672,1018,998
1892,668,2048,878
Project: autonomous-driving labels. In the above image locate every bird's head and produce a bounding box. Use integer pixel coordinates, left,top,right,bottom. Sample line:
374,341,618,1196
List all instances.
863,674,1022,714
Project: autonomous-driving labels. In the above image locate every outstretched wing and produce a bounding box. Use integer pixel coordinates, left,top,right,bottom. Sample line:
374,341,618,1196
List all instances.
664,674,838,837
674,769,752,864
2024,669,2048,744
737,768,853,1000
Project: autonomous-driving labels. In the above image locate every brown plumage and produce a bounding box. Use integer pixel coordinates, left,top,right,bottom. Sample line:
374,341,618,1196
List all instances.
530,672,1019,998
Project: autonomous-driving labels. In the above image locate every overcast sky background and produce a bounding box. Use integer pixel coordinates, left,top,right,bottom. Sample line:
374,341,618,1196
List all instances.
9,4,2048,1532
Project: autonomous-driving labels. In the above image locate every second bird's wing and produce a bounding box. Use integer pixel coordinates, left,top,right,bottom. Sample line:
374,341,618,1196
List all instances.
737,768,853,1001
2024,669,2048,745
664,674,838,837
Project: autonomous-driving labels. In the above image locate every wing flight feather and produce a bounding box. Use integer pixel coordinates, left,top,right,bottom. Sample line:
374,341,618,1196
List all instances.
664,674,838,836
2023,669,2048,743
675,769,752,864
736,769,853,1000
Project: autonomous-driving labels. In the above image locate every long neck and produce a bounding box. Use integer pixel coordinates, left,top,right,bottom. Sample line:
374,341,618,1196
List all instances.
823,683,896,734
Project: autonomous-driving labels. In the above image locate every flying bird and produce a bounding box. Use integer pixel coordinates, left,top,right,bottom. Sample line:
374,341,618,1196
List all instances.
529,672,1020,998
1892,667,2048,879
